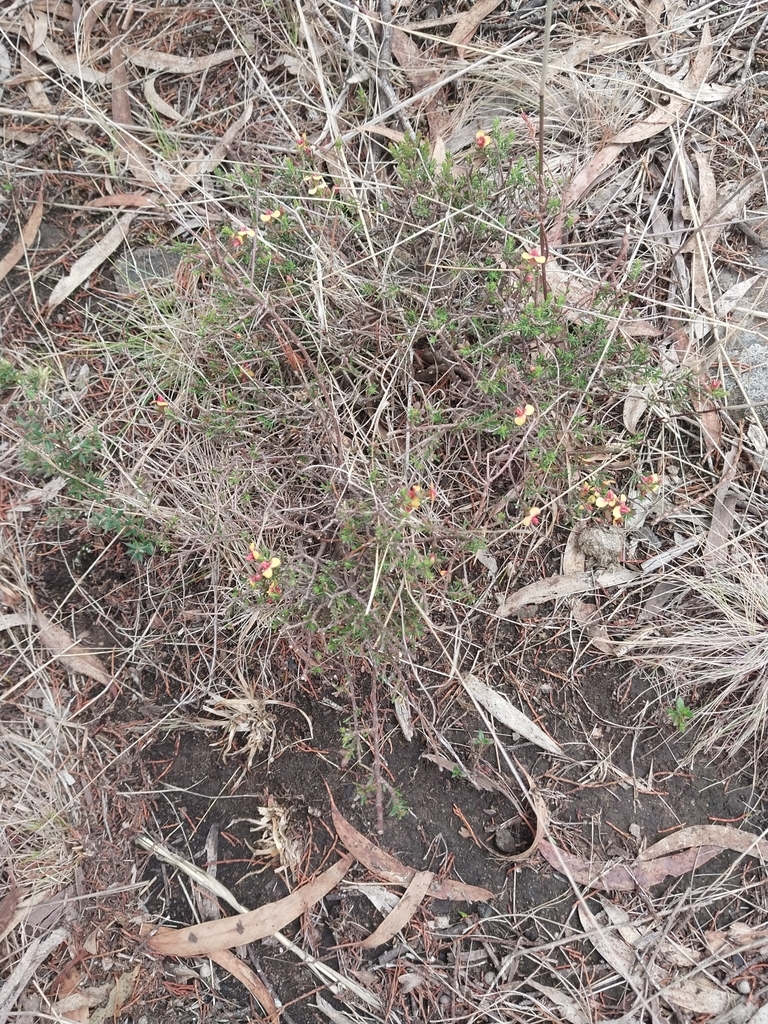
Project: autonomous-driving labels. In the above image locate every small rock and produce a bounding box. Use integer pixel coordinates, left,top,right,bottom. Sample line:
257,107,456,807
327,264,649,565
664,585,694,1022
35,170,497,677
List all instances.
112,246,182,295
494,822,518,854
736,979,751,995
484,971,496,985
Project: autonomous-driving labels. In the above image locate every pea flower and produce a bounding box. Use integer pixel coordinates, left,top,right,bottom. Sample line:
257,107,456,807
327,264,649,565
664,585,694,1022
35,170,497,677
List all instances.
581,482,632,524
232,224,255,247
475,130,492,149
641,473,660,493
296,134,311,152
521,247,546,265
611,495,631,521
246,542,281,584
303,173,326,195
522,507,541,527
405,484,436,512
514,404,535,426
154,395,169,409
259,208,283,224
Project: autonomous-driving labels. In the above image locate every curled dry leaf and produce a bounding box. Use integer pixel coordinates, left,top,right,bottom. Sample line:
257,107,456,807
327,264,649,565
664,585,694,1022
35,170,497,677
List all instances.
391,27,446,142
330,797,493,902
446,0,504,58
35,609,111,687
703,443,739,566
125,45,245,74
498,568,638,618
638,824,768,863
143,76,185,122
0,186,44,284
462,673,562,757
145,855,353,956
359,870,434,949
623,388,649,433
539,839,721,891
503,789,549,864
208,950,277,1016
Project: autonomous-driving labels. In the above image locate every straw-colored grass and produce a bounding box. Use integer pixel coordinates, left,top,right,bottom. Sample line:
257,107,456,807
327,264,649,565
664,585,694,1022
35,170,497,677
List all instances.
2,0,768,1019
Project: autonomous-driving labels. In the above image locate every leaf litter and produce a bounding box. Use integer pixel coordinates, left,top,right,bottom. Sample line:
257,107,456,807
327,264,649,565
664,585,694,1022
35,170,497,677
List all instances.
1,0,768,1019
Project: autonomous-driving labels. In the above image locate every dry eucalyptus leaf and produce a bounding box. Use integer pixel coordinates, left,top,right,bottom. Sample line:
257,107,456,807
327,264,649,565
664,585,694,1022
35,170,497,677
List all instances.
562,529,585,577
110,40,155,185
462,673,562,757
35,610,112,687
145,856,353,956
498,568,638,617
578,900,732,1014
143,76,185,122
447,0,504,57
19,49,53,112
639,824,768,862
44,211,138,313
125,45,245,74
38,36,108,83
550,33,635,77
714,274,759,317
703,443,738,565
359,871,434,948
682,173,763,254
208,950,277,1016
84,194,157,209
0,186,44,283
391,27,446,141
330,797,493,901
692,395,722,457
641,64,733,103
23,8,49,52
540,840,721,891
552,23,713,246
623,388,649,432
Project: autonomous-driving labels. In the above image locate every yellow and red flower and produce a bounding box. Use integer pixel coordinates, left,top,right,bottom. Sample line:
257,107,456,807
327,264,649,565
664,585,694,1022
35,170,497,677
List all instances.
259,208,283,224
514,404,535,426
246,543,281,584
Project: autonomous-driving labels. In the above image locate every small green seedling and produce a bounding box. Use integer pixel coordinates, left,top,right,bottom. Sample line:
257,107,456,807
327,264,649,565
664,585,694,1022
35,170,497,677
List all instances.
667,697,694,733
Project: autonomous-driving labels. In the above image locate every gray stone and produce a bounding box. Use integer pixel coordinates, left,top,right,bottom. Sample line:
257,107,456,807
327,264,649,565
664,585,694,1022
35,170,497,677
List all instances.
720,240,768,425
112,246,182,295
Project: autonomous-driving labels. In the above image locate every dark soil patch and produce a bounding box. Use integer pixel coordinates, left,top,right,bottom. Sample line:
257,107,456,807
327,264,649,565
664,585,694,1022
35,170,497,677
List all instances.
131,660,763,1021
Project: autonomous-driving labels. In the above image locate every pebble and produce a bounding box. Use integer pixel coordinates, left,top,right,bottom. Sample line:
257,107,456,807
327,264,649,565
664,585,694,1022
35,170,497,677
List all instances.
736,979,751,995
484,971,496,986
439,993,451,1007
